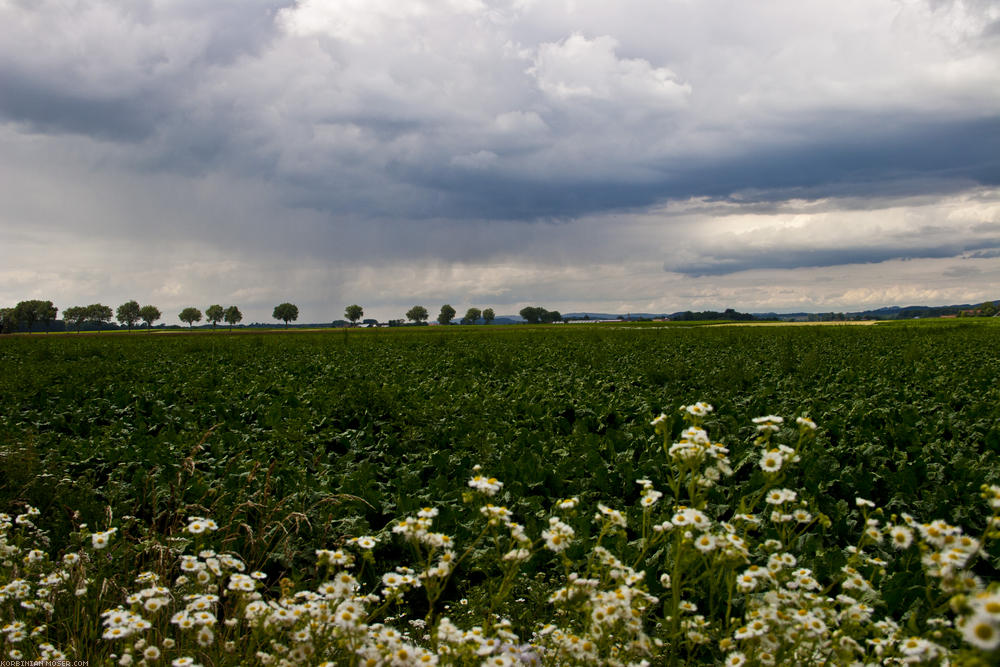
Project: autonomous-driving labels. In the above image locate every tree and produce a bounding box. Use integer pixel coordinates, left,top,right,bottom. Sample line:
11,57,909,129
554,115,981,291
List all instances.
462,307,482,325
139,305,161,331
12,301,35,333
273,302,299,328
179,307,202,328
541,309,562,324
0,308,15,334
519,306,560,324
116,300,141,332
224,305,243,331
482,308,495,325
13,300,53,334
438,304,456,325
63,306,88,333
38,301,58,332
519,306,543,324
206,304,225,329
87,304,113,332
345,304,364,326
406,305,429,323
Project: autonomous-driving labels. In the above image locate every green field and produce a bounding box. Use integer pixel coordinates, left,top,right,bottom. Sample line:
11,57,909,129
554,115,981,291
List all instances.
2,321,1000,664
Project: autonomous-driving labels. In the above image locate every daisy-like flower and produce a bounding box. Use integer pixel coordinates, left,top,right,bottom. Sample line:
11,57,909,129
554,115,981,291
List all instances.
983,484,1000,509
185,518,216,535
796,416,817,430
91,528,117,550
195,626,214,647
468,474,503,496
542,517,575,553
970,592,1000,619
693,534,717,553
752,415,783,432
594,504,626,528
650,413,669,434
736,573,757,592
143,598,168,613
316,549,354,567
556,497,579,510
685,402,714,417
724,651,747,666
102,626,131,639
889,525,913,550
227,574,256,592
354,536,377,549
759,450,784,473
765,489,796,505
680,426,710,445
640,489,663,508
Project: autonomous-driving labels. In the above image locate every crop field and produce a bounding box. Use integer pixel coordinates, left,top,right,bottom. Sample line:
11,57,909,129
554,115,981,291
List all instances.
2,321,1000,665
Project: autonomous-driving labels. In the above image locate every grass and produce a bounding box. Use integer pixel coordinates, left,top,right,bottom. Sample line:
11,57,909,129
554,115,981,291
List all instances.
2,320,1000,662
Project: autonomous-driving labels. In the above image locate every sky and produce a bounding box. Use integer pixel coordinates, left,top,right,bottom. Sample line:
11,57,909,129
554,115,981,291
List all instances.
1,0,999,324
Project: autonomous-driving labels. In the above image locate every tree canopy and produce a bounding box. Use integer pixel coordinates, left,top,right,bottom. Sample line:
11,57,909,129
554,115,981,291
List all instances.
179,307,202,327
37,301,58,332
273,303,299,327
482,308,495,325
116,300,141,332
12,300,57,333
462,307,482,325
0,308,16,334
87,304,113,331
63,306,87,333
139,305,161,331
206,304,225,328
519,306,562,324
438,304,456,325
224,305,242,331
345,304,364,325
406,305,428,323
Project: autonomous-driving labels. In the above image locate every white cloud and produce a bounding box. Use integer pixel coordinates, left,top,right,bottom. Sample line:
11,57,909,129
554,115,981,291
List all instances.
530,33,690,107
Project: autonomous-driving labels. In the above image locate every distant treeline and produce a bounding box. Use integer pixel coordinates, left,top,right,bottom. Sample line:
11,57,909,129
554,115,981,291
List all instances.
669,308,757,322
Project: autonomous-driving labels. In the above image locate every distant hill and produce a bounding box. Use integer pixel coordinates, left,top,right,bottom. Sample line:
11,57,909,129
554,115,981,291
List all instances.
509,300,999,323
754,300,998,321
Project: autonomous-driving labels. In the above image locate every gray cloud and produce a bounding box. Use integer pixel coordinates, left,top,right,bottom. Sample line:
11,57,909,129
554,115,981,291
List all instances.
2,0,1000,319
0,70,161,141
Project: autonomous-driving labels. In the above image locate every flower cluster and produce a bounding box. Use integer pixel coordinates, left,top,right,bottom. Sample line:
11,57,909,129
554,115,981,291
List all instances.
3,408,1000,665
468,464,504,497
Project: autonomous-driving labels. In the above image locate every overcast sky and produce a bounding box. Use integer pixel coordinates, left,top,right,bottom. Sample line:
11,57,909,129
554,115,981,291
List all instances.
2,0,999,323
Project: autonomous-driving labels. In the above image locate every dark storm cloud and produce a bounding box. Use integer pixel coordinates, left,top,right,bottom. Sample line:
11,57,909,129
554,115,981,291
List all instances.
0,0,289,142
673,116,1000,200
0,70,161,141
393,114,1000,221
668,239,1000,277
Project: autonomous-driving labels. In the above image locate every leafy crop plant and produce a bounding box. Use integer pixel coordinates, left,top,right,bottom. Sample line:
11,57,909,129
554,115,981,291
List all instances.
3,406,1000,665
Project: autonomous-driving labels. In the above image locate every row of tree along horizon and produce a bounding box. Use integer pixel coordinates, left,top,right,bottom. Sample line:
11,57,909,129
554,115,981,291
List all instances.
0,300,574,334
